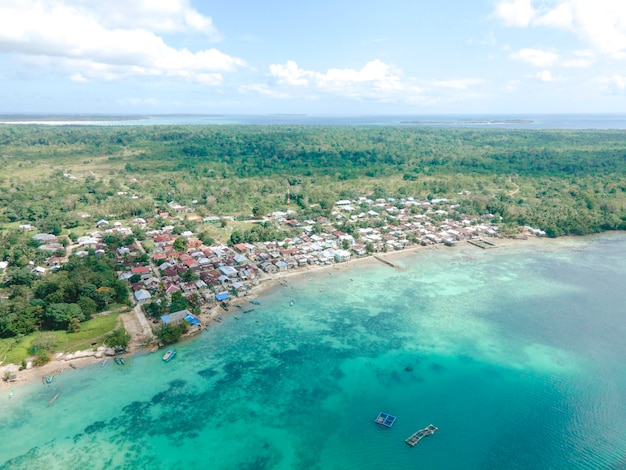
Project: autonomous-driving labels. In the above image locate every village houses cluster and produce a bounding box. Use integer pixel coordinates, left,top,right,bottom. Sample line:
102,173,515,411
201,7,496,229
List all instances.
20,194,545,323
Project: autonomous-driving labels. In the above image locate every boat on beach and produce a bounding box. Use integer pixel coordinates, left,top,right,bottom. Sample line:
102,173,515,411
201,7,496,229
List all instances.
44,375,53,384
114,357,126,365
249,300,260,305
162,349,176,362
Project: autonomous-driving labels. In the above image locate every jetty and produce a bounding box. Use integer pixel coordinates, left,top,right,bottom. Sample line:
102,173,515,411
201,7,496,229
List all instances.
467,238,497,249
405,424,438,446
373,256,408,272
374,412,397,428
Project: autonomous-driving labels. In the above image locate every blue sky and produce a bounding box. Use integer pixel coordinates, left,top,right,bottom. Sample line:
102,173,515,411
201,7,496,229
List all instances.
1,0,626,114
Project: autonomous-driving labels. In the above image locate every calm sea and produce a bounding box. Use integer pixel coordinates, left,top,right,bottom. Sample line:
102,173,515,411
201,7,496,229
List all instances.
3,114,626,129
1,234,625,469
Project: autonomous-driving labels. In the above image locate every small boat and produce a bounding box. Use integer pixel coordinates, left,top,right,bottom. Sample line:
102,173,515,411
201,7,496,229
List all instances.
162,349,176,362
214,316,223,323
47,393,60,407
114,357,126,365
243,309,255,313
100,360,108,367
45,375,53,384
69,363,77,369
233,304,242,308
290,299,294,306
220,301,230,311
250,300,260,305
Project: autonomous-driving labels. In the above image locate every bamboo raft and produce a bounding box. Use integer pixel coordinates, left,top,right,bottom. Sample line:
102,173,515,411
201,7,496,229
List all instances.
405,424,438,447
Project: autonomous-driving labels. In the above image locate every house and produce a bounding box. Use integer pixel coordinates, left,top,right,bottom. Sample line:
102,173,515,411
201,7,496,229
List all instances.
95,219,109,227
160,309,193,325
33,233,58,243
233,254,249,265
275,260,289,271
334,250,351,262
218,266,238,277
31,266,46,275
261,261,277,273
131,266,152,279
134,289,152,303
215,292,230,302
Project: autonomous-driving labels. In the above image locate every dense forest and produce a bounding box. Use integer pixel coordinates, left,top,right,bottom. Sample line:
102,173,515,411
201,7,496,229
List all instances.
1,124,625,238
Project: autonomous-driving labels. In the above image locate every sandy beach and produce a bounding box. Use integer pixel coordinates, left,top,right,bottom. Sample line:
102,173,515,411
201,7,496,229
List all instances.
1,235,550,391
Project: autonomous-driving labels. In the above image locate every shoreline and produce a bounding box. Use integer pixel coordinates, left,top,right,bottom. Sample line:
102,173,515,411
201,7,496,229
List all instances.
0,235,558,391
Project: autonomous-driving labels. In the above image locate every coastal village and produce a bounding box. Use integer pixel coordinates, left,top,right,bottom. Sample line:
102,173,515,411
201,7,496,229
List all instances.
2,193,546,376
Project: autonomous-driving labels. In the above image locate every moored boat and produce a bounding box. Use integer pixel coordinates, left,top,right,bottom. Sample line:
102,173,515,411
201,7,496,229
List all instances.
162,349,176,362
250,300,260,305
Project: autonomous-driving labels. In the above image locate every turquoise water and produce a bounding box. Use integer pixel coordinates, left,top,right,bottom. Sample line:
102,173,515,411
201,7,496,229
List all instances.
1,235,625,469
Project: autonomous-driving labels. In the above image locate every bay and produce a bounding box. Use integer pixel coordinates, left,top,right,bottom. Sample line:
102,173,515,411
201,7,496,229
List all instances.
1,234,625,469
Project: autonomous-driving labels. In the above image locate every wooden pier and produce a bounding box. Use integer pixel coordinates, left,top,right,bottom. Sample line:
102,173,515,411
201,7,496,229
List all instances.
467,238,497,249
373,256,408,272
405,424,438,447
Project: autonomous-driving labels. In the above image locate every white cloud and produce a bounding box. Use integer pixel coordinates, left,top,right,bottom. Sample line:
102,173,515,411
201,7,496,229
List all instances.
269,60,406,98
511,48,559,66
0,0,243,83
238,84,290,98
535,70,553,81
495,1,626,59
534,3,574,28
600,74,626,93
564,0,626,58
250,59,484,106
269,61,311,86
494,0,536,27
430,78,484,90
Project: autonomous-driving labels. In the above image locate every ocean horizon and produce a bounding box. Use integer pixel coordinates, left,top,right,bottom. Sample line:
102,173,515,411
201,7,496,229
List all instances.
1,234,625,469
3,113,626,129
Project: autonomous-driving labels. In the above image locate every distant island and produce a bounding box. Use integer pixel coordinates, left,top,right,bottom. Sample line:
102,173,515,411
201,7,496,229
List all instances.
401,119,533,125
0,114,147,122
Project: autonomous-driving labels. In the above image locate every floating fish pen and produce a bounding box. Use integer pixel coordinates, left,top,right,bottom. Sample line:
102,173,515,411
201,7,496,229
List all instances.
405,424,438,447
467,238,497,249
374,412,397,428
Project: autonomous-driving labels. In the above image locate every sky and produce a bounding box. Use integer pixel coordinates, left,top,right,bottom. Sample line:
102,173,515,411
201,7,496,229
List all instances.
2,0,626,115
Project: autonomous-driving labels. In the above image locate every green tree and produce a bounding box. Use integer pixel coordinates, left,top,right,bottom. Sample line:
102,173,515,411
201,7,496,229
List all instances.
173,236,188,251
154,322,188,345
105,327,131,350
